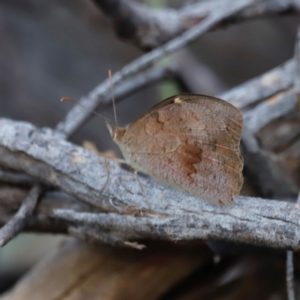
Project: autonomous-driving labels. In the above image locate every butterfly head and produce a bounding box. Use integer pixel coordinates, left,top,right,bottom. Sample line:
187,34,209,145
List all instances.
106,122,126,144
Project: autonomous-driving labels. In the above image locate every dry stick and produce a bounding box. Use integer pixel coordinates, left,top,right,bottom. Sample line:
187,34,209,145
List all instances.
0,168,34,187
287,246,296,300
0,185,42,247
286,189,300,300
172,48,227,95
220,59,295,109
56,65,174,138
56,0,252,138
295,25,300,110
286,26,300,299
180,0,300,24
175,53,295,111
287,185,297,300
0,118,299,248
2,119,300,249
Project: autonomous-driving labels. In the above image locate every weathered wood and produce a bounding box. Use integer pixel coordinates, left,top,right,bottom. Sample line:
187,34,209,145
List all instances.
0,240,212,300
0,185,42,247
0,119,300,250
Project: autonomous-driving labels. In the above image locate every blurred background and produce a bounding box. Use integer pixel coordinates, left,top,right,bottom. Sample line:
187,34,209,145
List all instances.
0,0,299,297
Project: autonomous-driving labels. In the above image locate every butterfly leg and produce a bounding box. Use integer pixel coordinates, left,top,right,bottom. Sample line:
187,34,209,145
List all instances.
100,156,129,192
133,170,152,212
108,157,128,165
100,159,136,214
102,157,152,212
100,158,110,192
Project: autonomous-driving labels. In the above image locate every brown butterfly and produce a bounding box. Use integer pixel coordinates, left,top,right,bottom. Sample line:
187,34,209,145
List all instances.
107,94,244,205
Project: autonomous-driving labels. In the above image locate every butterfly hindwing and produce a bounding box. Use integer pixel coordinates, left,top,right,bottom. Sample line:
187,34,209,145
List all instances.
116,94,243,205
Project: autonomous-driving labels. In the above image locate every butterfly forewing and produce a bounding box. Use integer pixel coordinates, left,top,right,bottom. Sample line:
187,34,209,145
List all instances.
117,94,243,205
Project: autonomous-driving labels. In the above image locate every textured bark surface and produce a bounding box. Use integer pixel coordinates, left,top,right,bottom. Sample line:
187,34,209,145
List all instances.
0,118,300,250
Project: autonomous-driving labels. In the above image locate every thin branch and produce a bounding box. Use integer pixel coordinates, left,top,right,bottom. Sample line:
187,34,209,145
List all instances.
243,89,296,134
0,187,94,233
287,250,295,300
175,53,295,111
218,59,297,198
93,0,300,50
56,0,252,138
59,63,175,128
0,168,41,248
286,190,300,300
172,48,227,95
0,184,42,247
295,24,300,110
286,25,300,299
0,168,34,187
0,119,300,249
241,88,299,198
220,59,294,110
177,52,295,116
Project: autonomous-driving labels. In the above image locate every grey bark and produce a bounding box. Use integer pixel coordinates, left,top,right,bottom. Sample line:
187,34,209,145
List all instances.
0,118,300,250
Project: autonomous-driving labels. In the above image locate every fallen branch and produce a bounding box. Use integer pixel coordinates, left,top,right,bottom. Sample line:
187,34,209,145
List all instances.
55,198,300,250
0,118,300,250
0,168,34,187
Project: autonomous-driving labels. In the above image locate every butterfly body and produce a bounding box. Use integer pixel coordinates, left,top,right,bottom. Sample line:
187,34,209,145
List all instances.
108,94,243,205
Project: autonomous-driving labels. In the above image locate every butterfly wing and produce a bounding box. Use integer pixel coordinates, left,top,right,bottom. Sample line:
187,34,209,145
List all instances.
119,94,243,205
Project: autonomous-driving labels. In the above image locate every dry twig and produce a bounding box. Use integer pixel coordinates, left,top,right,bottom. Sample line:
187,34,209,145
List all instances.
93,0,300,49
285,27,300,293
0,184,42,247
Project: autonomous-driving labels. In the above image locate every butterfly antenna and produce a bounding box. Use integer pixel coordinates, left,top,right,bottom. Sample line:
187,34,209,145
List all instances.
108,69,118,126
60,97,112,126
